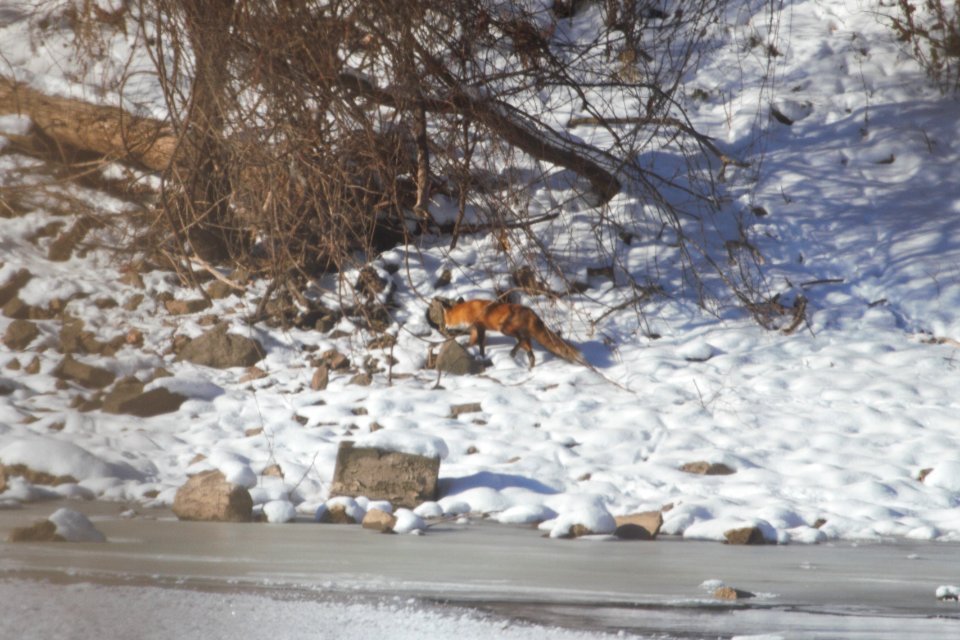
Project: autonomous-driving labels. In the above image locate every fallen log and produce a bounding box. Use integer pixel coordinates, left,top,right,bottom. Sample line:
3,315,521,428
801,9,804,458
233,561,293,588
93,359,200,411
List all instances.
0,75,176,172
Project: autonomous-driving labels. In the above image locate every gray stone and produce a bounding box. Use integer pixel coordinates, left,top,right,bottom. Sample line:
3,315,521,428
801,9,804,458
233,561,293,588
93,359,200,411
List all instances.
329,442,440,509
177,324,264,369
435,339,483,375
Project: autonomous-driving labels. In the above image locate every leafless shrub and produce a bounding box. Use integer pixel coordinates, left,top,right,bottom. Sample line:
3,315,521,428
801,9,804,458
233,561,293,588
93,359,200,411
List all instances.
891,0,960,93
42,0,772,330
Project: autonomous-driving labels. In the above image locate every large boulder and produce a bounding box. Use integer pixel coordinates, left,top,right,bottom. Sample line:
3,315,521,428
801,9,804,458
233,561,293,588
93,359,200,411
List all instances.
434,339,483,375
329,442,440,509
177,324,264,369
172,470,253,522
614,511,663,540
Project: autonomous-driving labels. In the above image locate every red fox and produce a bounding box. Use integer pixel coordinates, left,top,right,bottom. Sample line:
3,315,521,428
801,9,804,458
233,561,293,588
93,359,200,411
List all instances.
427,297,586,369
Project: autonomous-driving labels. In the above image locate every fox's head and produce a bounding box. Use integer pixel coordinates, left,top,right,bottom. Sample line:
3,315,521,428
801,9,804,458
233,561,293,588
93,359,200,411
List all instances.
425,296,463,334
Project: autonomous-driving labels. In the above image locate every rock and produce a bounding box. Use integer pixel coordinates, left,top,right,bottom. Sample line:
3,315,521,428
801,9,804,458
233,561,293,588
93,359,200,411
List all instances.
680,461,736,476
0,463,77,486
724,526,770,545
206,280,237,299
321,349,350,370
317,503,359,524
435,339,483,375
0,269,31,307
9,519,63,543
239,366,267,383
329,441,440,509
614,511,663,540
177,324,265,369
53,355,116,389
262,500,297,524
3,319,39,350
362,508,398,533
348,371,372,386
171,470,253,522
714,586,755,601
310,365,329,390
102,382,187,418
165,298,212,315
355,266,388,298
24,356,40,374
449,402,483,418
60,316,104,355
48,508,107,542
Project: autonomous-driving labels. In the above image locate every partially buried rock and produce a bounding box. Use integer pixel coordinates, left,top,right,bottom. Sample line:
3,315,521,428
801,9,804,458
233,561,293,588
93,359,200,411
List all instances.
329,441,440,509
9,508,106,543
680,461,736,476
177,324,264,369
714,586,755,601
9,519,63,543
101,379,187,417
54,355,116,389
614,511,663,540
172,469,253,522
362,508,398,533
724,526,770,545
435,339,483,375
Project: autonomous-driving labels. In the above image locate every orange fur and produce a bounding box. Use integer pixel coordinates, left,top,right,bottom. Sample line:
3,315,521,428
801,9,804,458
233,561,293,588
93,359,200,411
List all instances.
437,299,586,369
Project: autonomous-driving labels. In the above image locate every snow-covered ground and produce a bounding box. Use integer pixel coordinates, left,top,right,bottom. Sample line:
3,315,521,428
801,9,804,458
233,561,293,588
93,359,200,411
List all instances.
1,0,960,553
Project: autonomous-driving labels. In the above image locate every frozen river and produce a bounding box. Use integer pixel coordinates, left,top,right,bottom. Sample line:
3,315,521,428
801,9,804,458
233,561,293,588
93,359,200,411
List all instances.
1,501,959,638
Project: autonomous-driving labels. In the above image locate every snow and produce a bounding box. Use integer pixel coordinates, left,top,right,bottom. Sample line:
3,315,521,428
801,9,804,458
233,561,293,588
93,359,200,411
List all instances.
1,0,960,565
48,507,106,542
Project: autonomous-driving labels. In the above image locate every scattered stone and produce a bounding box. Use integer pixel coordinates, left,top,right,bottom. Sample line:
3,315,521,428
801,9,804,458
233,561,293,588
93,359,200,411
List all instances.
53,355,116,389
680,461,736,476
614,511,663,540
3,319,39,350
239,366,267,383
321,349,350,370
261,464,283,478
355,266,389,298
123,293,144,311
177,324,265,369
714,586,756,601
164,298,212,315
724,526,770,545
362,508,398,533
435,338,484,375
367,334,396,350
329,441,440,509
0,268,31,307
348,372,372,386
449,402,483,418
24,356,41,374
310,365,329,391
9,519,63,543
5,358,20,370
60,316,104,355
102,380,187,417
171,470,253,522
206,280,237,300
813,517,827,529
245,427,264,438
3,296,40,320
119,269,145,289
918,468,934,483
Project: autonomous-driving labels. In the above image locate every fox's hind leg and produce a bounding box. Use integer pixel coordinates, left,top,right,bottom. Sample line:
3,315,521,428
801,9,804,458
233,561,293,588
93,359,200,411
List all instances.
510,334,536,369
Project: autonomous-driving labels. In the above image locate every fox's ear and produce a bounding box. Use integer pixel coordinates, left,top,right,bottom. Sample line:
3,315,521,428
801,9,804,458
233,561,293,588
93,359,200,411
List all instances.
456,296,465,304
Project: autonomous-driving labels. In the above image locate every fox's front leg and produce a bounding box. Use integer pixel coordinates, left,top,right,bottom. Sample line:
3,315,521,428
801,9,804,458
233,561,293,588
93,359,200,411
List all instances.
469,324,486,358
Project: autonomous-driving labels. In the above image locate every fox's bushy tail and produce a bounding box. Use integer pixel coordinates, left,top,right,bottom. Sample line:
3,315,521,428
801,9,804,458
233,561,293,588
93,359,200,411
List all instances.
532,318,587,366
